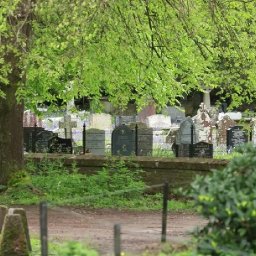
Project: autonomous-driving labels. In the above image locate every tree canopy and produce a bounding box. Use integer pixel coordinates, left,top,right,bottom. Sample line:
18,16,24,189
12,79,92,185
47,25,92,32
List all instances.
1,0,256,112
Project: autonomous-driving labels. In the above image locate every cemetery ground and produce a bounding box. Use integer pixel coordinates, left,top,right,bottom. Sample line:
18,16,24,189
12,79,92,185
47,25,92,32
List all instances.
25,205,206,255
0,158,205,255
1,145,255,255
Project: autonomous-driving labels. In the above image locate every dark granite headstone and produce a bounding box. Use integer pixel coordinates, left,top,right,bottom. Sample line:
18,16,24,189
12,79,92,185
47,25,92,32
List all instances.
136,127,153,156
193,141,213,158
23,127,44,152
48,137,73,154
35,130,55,153
174,144,191,157
86,128,105,155
227,126,248,152
112,124,135,156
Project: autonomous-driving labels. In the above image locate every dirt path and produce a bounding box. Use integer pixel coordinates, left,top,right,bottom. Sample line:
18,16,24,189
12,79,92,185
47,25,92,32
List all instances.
24,206,206,255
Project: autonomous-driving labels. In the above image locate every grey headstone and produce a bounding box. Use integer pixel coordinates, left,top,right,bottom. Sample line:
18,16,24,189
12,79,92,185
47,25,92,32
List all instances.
112,124,135,156
0,213,29,255
162,107,185,124
115,116,137,126
176,117,197,145
86,129,105,155
9,208,31,251
136,126,153,156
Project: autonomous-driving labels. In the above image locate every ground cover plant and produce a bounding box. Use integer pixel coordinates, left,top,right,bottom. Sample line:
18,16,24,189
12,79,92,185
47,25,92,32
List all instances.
190,143,256,255
0,158,193,211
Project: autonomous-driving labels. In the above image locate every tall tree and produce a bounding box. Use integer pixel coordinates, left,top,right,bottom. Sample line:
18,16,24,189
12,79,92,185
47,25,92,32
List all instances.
1,0,256,183
0,0,33,183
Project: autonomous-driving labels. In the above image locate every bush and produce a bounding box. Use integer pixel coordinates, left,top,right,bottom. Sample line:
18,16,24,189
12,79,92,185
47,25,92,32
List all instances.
190,143,256,255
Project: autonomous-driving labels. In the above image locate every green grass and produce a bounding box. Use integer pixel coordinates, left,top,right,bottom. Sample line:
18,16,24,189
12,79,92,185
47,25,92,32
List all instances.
0,159,194,212
30,239,199,256
30,239,99,256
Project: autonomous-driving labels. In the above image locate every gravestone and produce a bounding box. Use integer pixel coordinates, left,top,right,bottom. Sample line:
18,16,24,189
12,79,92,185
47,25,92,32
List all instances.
112,124,135,156
49,137,73,154
137,102,156,123
146,114,171,129
129,123,153,156
88,113,112,130
227,126,248,152
115,116,137,126
137,127,153,156
174,144,192,157
59,114,77,139
23,127,44,152
23,110,42,127
218,112,242,121
162,106,185,124
176,117,197,145
192,103,213,143
193,141,213,158
251,118,256,144
35,130,55,153
0,210,29,255
86,129,105,155
217,115,236,146
175,117,197,157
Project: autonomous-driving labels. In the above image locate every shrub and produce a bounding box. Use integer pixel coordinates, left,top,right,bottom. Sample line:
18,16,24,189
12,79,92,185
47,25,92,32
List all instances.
190,143,256,255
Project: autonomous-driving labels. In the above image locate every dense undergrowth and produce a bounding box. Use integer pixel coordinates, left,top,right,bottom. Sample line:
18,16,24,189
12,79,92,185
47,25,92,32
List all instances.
190,143,256,255
0,158,193,211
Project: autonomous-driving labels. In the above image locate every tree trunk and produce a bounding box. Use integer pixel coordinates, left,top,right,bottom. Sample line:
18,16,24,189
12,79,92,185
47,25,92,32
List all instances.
0,1,33,184
0,80,24,184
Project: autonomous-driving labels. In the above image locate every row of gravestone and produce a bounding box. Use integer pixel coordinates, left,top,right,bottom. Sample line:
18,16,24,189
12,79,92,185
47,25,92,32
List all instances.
24,119,249,157
23,127,73,154
174,117,248,157
24,124,153,156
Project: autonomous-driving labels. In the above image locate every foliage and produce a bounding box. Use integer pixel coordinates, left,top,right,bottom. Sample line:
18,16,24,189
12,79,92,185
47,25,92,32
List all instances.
190,143,256,255
2,1,256,111
0,159,194,211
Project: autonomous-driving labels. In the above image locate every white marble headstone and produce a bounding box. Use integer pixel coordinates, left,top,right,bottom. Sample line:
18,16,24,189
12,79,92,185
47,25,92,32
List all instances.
88,113,112,130
146,114,171,129
218,112,242,121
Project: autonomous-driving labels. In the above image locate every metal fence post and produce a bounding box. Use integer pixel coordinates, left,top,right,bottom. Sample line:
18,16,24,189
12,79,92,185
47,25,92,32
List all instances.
32,123,37,153
135,123,138,156
83,123,86,154
161,182,169,243
114,224,121,256
190,125,194,158
40,202,48,256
